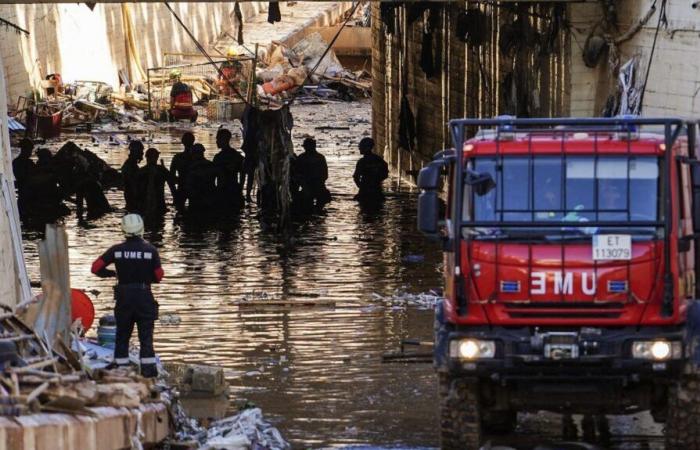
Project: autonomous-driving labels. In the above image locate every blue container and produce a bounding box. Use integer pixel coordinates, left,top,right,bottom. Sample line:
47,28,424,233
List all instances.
97,325,117,349
97,315,117,349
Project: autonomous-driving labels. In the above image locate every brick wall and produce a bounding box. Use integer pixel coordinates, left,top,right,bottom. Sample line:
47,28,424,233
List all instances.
372,3,569,181
0,2,266,104
569,0,700,117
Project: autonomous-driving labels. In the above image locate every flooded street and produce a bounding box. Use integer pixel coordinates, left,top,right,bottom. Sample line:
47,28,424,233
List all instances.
19,100,665,449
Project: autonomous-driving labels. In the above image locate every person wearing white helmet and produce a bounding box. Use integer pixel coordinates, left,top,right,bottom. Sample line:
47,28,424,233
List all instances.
90,213,164,377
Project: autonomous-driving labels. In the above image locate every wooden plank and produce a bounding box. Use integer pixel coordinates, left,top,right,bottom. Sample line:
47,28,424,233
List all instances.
236,299,337,308
34,225,72,350
0,175,32,307
5,402,169,450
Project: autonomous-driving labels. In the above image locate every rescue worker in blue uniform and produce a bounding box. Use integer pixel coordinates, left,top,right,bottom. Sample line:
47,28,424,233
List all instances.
90,214,163,377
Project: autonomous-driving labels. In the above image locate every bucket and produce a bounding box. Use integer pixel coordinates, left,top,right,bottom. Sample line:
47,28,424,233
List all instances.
97,315,117,349
71,289,95,333
35,111,62,139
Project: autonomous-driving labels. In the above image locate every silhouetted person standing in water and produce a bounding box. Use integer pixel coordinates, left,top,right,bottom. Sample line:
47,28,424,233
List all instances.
353,137,389,202
213,128,244,211
13,138,35,191
171,132,195,210
186,144,217,213
138,148,176,223
295,137,331,210
12,138,36,218
121,141,144,212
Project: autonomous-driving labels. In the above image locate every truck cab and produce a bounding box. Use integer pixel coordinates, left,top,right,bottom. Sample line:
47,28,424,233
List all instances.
418,117,700,449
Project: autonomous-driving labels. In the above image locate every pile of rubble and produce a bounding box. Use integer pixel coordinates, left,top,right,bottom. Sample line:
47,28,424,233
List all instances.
0,304,159,416
257,32,371,106
0,304,290,449
10,80,151,140
6,30,369,140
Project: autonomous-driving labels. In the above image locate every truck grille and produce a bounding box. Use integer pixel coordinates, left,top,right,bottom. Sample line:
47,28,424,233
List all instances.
503,302,625,319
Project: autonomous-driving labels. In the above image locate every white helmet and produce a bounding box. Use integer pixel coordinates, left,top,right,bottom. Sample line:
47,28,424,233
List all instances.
122,214,144,237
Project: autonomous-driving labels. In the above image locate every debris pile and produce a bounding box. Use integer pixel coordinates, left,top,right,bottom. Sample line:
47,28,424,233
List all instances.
169,400,290,450
370,289,443,310
0,305,160,416
1,304,291,449
257,32,371,105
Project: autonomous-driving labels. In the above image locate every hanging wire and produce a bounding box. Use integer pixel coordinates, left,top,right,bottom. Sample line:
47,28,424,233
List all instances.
164,2,252,107
638,0,667,112
0,17,29,36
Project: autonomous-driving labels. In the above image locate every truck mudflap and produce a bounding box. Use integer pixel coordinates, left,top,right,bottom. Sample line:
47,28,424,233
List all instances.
433,300,451,370
685,300,700,368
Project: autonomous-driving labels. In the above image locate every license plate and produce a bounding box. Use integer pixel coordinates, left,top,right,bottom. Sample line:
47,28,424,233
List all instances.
592,235,631,261
544,344,579,360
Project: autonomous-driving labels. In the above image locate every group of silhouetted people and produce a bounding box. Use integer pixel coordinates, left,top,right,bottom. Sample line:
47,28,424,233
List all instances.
292,135,389,211
12,138,115,224
121,131,389,221
12,131,390,226
122,128,261,223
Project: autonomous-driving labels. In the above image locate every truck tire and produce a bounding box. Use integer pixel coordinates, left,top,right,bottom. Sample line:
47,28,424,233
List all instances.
482,409,517,434
438,372,482,449
666,374,700,449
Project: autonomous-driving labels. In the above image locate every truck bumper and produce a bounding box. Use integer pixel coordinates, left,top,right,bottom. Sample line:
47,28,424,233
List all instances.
435,325,685,413
438,325,685,377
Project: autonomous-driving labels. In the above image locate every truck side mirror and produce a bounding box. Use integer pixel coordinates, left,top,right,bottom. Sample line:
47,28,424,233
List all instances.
417,163,441,190
417,162,445,237
418,191,439,236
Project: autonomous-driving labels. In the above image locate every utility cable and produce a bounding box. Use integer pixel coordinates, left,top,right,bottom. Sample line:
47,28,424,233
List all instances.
164,2,252,107
638,0,666,113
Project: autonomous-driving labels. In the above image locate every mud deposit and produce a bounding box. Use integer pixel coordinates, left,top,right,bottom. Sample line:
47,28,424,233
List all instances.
20,100,665,449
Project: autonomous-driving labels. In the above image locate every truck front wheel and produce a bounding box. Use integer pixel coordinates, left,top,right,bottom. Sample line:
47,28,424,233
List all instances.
438,372,482,449
666,373,700,449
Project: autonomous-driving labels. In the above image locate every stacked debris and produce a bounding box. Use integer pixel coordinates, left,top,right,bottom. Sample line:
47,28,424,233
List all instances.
256,32,371,105
0,304,159,416
12,80,153,139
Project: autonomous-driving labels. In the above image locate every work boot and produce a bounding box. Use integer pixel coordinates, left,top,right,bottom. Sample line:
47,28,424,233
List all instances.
140,363,158,378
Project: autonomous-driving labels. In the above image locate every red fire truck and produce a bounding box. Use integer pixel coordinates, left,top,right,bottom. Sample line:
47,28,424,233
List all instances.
417,117,700,449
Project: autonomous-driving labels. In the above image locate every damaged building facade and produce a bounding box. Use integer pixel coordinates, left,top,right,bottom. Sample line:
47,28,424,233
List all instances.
372,0,700,180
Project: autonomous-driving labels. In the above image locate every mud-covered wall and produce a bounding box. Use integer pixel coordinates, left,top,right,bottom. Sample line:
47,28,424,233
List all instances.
371,3,570,181
0,57,26,308
0,2,266,103
569,0,700,117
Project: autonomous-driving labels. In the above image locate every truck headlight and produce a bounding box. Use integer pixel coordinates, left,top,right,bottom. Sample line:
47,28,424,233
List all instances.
449,339,496,360
631,340,682,360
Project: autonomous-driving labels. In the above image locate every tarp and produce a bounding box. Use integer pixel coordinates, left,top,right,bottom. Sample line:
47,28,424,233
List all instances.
8,115,26,132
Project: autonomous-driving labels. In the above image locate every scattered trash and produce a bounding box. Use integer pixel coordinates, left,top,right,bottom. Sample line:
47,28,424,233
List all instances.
159,313,182,325
198,407,289,450
371,289,443,310
402,254,425,263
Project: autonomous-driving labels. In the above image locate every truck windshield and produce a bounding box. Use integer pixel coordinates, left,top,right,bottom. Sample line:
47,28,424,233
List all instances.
464,155,662,239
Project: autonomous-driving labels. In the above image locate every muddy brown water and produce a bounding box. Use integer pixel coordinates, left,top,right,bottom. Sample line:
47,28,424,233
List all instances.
19,100,664,449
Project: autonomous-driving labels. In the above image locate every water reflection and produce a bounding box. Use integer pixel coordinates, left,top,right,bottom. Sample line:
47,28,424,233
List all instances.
19,100,666,449
21,101,441,448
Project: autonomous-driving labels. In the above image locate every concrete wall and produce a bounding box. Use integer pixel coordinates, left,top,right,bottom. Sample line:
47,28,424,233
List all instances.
0,56,27,308
371,3,569,181
0,2,266,105
569,0,700,117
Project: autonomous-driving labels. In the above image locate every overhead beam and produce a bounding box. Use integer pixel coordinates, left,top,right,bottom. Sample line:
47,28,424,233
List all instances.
1,0,589,3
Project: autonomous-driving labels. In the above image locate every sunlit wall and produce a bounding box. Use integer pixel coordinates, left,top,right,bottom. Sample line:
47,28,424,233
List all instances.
0,2,265,103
